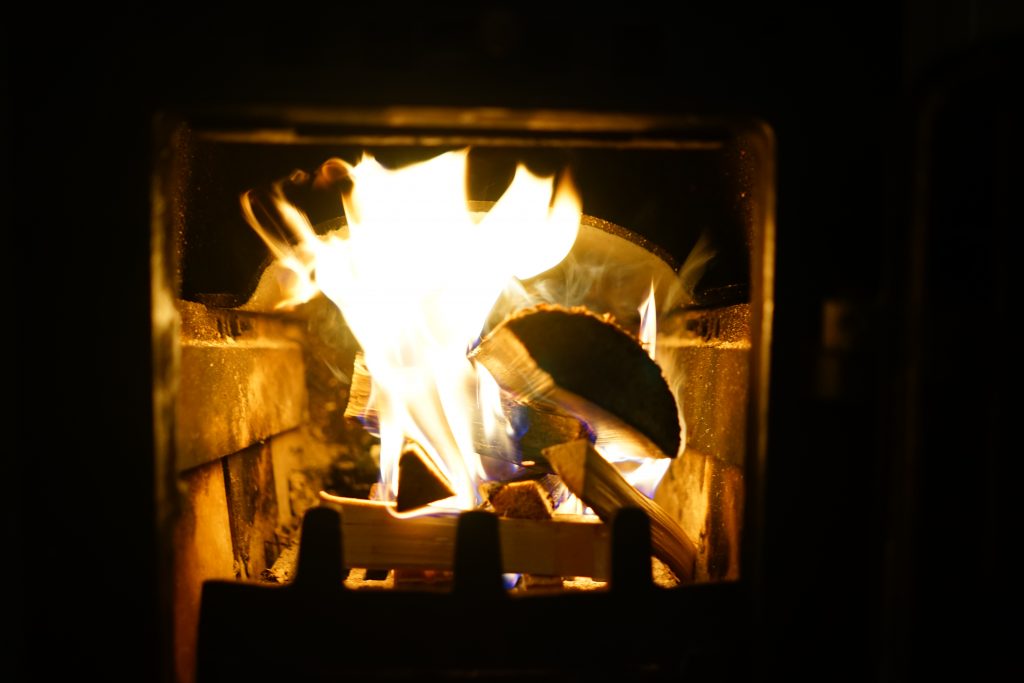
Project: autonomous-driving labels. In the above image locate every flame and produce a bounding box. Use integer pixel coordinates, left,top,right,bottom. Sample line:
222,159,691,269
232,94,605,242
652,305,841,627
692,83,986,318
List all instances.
638,279,657,361
476,362,516,461
558,279,668,501
599,443,672,499
245,149,581,510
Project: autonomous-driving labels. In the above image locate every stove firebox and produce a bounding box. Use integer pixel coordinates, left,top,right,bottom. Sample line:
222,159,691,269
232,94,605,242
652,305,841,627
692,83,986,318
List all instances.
152,107,774,682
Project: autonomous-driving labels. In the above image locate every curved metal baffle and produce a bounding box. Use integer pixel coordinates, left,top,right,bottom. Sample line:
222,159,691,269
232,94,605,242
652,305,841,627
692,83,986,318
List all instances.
610,506,655,593
453,510,506,597
293,505,346,592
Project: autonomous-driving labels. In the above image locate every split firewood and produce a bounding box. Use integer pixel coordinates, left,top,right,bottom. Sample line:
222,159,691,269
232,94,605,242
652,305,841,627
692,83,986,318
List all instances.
319,493,611,579
343,352,375,427
482,478,561,589
483,480,554,520
514,402,589,468
344,351,588,470
542,438,696,583
471,304,682,460
395,441,456,512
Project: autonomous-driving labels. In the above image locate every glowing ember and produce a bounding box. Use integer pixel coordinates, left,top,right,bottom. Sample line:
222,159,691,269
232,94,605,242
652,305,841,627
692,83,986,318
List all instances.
243,149,581,511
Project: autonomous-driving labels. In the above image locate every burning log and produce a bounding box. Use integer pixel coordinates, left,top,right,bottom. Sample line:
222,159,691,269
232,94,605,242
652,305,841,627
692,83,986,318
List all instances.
343,351,375,427
319,494,611,580
396,442,456,512
542,439,696,583
471,304,682,460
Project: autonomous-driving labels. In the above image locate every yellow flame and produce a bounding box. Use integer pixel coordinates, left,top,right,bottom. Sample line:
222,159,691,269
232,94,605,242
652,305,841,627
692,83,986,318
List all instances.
246,150,581,510
638,279,657,361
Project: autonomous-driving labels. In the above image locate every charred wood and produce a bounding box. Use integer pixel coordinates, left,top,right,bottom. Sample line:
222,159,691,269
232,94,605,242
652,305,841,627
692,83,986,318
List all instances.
472,304,681,459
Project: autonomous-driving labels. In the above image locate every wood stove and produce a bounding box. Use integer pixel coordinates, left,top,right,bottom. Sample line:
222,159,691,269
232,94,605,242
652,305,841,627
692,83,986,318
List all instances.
152,107,773,682
16,5,1020,683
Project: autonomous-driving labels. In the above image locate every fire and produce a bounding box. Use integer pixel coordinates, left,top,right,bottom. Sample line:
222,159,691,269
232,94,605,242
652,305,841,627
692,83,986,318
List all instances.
609,279,673,498
244,149,581,511
566,281,670,503
638,279,657,361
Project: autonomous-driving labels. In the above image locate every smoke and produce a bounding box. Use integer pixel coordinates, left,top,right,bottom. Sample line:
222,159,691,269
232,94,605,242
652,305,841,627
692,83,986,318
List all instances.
672,231,715,309
481,223,715,341
482,220,684,337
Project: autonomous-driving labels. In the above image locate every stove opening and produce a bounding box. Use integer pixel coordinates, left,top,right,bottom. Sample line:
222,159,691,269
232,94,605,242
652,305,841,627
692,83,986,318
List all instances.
151,107,774,682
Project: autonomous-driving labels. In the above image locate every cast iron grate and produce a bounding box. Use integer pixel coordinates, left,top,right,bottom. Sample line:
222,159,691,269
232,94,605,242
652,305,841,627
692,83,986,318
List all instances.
196,506,749,682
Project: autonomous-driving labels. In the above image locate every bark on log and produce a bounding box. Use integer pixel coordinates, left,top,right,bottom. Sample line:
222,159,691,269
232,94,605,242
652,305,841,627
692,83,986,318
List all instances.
483,480,554,520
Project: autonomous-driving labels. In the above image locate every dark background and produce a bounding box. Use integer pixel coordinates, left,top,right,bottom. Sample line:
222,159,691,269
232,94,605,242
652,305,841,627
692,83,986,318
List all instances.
8,2,1022,680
